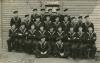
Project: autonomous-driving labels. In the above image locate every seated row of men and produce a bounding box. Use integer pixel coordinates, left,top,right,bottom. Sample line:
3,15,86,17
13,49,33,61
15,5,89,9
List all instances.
7,22,96,59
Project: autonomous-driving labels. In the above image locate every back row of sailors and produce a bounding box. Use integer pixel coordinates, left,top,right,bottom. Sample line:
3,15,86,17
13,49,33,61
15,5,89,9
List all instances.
10,10,94,32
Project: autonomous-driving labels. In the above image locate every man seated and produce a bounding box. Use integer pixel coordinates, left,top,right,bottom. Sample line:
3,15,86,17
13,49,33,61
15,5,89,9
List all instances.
35,37,51,58
86,27,97,59
25,24,37,54
67,27,76,58
7,24,17,52
16,23,28,51
54,39,66,58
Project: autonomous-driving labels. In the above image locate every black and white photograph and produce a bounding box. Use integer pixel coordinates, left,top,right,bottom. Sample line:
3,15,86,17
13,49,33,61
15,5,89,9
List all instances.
0,0,100,63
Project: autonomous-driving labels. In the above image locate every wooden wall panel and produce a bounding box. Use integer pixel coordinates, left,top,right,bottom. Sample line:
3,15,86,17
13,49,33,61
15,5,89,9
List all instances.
90,1,100,51
0,0,1,39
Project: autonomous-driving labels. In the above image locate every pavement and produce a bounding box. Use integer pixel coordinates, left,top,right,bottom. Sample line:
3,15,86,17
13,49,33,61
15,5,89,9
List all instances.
0,38,100,63
0,49,100,63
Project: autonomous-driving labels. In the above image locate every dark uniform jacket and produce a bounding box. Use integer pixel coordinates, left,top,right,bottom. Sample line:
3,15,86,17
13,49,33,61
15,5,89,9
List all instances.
17,28,28,39
9,28,18,38
44,20,52,30
34,21,44,30
40,14,46,22
61,21,70,32
46,31,56,42
31,14,38,22
10,17,21,28
36,41,50,52
27,29,37,40
37,30,47,40
86,32,96,45
23,19,31,30
55,31,65,41
56,14,64,22
83,22,94,32
67,31,76,41
54,42,65,53
76,31,85,42
69,22,77,32
75,21,84,32
53,21,61,31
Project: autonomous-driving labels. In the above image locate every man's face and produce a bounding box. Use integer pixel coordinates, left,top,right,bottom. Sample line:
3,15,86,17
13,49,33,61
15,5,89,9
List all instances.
70,28,74,32
64,17,68,21
86,17,90,22
88,28,93,32
58,40,61,44
33,10,37,14
41,38,45,42
21,25,25,29
58,27,62,32
36,18,40,21
72,18,78,23
26,16,29,19
40,26,44,31
55,17,59,21
46,17,50,21
37,10,41,15
49,10,52,14
78,27,82,32
50,28,54,32
52,12,57,15
79,18,82,21
57,10,60,14
72,18,76,22
31,25,35,29
41,10,45,14
14,13,18,17
12,25,16,29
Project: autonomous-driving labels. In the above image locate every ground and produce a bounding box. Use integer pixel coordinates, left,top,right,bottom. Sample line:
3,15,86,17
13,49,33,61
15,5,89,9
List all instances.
0,39,100,63
0,48,100,63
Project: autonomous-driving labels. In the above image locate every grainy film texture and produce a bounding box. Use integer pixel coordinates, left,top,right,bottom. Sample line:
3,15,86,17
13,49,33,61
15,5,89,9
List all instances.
0,0,100,63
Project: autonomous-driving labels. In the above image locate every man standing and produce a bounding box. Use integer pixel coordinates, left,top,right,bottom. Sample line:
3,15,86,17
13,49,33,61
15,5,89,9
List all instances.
54,39,66,58
35,37,51,58
76,16,84,32
31,9,38,23
7,24,18,52
40,9,46,22
86,27,97,59
10,11,21,29
23,14,31,30
83,15,94,32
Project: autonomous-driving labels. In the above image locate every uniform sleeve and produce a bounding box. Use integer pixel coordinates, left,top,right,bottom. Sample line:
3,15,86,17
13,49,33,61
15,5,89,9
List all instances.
31,15,34,22
8,30,12,37
18,18,21,26
10,18,14,26
91,23,94,31
93,33,96,42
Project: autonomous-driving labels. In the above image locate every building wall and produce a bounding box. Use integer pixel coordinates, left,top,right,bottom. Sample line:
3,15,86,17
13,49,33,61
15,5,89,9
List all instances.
0,0,2,48
90,0,100,51
1,0,100,51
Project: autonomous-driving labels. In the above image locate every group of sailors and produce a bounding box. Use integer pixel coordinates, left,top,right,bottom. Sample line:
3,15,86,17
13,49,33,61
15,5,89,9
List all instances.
7,8,97,59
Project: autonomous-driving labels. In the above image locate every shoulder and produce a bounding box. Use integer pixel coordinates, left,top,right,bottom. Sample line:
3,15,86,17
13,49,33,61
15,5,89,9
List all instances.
93,32,96,34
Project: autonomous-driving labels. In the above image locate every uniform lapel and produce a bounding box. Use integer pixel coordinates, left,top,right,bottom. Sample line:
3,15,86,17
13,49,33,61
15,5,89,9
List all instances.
57,31,64,36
